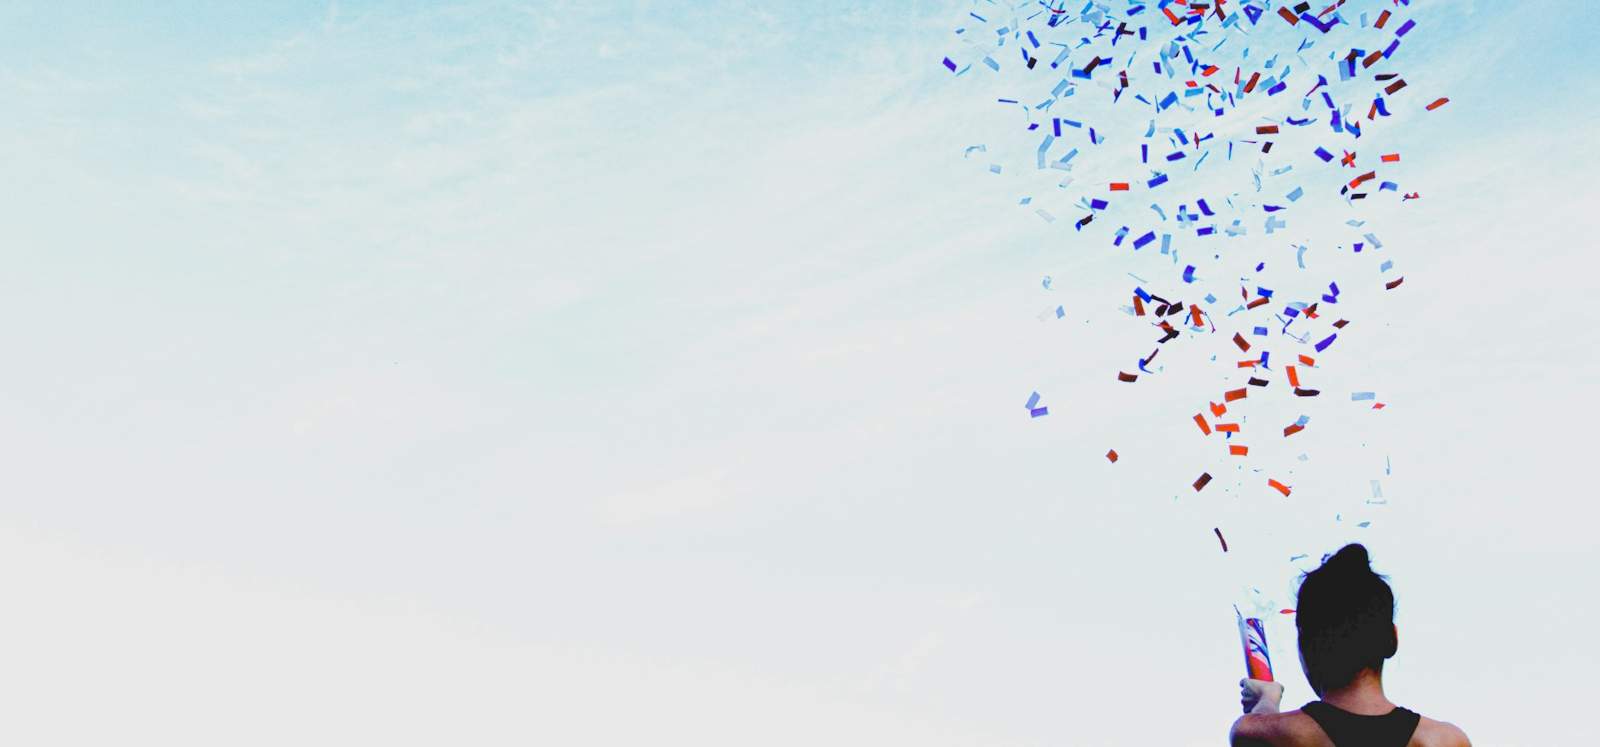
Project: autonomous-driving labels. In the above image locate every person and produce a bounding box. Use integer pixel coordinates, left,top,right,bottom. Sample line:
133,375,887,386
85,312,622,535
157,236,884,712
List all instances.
1228,544,1470,746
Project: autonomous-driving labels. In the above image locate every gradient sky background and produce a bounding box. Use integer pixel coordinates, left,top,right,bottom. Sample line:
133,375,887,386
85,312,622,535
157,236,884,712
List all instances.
1,1,1595,744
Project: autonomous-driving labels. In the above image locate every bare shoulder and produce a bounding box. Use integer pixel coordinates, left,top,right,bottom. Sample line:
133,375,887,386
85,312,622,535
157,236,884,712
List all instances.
1411,716,1471,747
1231,709,1331,747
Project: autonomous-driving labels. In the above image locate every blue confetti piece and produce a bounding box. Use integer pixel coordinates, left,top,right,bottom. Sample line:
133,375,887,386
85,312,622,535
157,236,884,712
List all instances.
1352,392,1376,401
1031,407,1049,418
943,57,957,72
1133,231,1156,249
1026,391,1041,410
1183,265,1196,283
1315,334,1337,353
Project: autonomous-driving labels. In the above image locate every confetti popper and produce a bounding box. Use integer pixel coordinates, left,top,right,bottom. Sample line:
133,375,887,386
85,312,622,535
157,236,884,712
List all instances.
1235,606,1275,691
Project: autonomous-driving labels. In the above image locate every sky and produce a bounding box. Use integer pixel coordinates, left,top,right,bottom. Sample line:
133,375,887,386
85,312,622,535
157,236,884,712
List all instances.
0,1,1596,744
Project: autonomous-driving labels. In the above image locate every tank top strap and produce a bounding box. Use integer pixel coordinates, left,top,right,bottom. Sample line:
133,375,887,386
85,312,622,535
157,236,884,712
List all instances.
1301,701,1421,747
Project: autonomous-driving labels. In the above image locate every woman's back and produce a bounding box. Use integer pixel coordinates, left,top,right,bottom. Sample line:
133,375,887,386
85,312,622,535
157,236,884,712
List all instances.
1233,702,1469,746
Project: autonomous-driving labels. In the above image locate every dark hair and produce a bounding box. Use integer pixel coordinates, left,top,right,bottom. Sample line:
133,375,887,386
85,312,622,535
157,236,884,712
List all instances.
1295,543,1397,695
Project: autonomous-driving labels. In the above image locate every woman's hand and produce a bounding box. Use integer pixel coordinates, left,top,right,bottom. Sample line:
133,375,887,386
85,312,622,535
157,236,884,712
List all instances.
1239,678,1284,715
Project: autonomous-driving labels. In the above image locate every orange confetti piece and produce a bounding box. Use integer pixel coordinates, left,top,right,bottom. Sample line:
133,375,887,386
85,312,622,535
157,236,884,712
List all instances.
1106,449,1119,463
1283,423,1305,437
1268,479,1292,496
1224,388,1247,402
1380,153,1400,163
1298,354,1316,366
1280,609,1295,615
1229,444,1249,456
1237,359,1259,368
1194,414,1212,435
1194,472,1213,491
1215,423,1241,433
1287,366,1300,387
1110,182,1130,191
1210,401,1227,418
1426,96,1449,111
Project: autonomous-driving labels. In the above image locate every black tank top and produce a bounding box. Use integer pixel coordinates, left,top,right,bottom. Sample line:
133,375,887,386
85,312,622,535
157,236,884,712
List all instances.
1301,701,1421,747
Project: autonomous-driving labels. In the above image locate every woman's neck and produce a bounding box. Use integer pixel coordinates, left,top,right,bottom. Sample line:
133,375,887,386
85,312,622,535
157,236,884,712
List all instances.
1319,669,1394,715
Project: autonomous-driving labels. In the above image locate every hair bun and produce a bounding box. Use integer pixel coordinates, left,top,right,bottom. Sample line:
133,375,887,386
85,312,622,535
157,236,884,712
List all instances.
1324,543,1371,571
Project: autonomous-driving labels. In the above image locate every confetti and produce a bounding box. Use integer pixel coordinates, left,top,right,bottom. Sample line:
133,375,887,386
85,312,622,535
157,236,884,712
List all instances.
943,0,1440,569
1214,527,1229,552
1106,449,1119,463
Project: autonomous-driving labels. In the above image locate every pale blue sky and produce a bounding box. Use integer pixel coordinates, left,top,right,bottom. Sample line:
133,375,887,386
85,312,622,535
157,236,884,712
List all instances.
0,1,1595,744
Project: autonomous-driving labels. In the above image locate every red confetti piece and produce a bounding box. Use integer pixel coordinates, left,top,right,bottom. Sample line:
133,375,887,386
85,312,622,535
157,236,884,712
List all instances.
1286,366,1301,387
1210,401,1227,417
1283,423,1305,437
1216,423,1240,433
1194,414,1212,435
1229,444,1249,456
1380,153,1400,163
1298,355,1316,366
1224,388,1248,402
1426,97,1450,111
1233,333,1251,352
1194,472,1213,491
1255,124,1279,134
1268,479,1292,496
1106,449,1119,463
1118,371,1138,382
1110,182,1130,191
1280,609,1295,615
1385,276,1405,290
1214,527,1229,552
